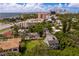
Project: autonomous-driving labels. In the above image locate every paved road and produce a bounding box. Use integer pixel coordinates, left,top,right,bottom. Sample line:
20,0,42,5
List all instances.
0,23,12,30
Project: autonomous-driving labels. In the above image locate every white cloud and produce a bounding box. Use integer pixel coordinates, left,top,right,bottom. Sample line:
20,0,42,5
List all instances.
0,3,47,13
47,3,64,12
24,3,47,12
0,3,24,12
68,3,79,7
58,3,63,7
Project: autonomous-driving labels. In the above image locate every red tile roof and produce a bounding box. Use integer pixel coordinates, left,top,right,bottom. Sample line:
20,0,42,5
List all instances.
3,31,12,37
0,38,21,50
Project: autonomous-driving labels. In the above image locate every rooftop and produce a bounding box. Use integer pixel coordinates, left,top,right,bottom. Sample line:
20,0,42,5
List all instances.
0,38,21,50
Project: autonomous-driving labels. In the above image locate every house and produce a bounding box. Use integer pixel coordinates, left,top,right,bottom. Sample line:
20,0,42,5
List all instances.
0,38,21,56
28,33,40,40
44,29,59,49
25,33,40,40
56,20,62,26
52,27,61,34
3,31,12,38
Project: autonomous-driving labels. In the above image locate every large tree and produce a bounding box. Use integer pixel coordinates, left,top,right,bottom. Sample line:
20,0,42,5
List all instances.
28,22,52,37
12,24,19,38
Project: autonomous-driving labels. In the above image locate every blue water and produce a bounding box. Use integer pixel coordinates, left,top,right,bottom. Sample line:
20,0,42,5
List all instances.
0,13,22,19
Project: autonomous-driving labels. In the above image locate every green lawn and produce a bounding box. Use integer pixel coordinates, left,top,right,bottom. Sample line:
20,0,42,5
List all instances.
26,40,43,50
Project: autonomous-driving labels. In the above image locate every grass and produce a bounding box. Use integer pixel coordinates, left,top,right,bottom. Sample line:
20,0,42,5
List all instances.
26,40,43,50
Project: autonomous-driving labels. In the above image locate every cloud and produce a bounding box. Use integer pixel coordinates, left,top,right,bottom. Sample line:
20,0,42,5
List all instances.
0,3,79,13
0,3,25,12
0,3,64,13
47,3,64,12
24,3,47,12
0,3,48,13
68,3,79,7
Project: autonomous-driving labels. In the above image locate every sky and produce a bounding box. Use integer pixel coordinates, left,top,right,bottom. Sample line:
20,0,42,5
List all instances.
0,3,79,13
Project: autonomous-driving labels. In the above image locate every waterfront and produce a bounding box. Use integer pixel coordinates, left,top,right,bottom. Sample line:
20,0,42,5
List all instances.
0,13,22,19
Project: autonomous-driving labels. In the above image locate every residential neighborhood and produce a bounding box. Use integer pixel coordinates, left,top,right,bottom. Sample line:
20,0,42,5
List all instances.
0,10,63,56
0,3,79,56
